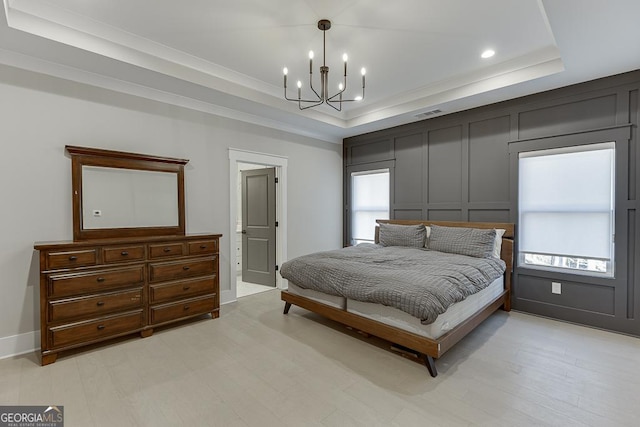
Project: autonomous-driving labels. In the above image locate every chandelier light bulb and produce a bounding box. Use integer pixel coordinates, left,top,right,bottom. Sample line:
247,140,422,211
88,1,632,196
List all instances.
283,67,288,75
338,83,344,90
342,53,348,62
297,80,302,88
355,95,363,101
309,51,314,59
361,67,366,76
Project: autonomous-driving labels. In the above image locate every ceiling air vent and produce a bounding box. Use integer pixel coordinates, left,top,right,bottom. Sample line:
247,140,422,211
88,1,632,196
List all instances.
414,109,443,119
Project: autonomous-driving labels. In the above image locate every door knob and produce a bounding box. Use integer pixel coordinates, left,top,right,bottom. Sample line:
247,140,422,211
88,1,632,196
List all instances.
241,230,247,234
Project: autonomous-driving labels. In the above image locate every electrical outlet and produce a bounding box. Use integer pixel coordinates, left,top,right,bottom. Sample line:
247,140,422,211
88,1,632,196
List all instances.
552,282,562,294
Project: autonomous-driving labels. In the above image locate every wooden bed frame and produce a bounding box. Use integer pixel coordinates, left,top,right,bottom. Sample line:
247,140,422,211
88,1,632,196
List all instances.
281,220,514,377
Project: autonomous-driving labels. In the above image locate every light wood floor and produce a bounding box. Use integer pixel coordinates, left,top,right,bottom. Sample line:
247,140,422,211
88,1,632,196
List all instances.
236,277,276,298
1,289,639,427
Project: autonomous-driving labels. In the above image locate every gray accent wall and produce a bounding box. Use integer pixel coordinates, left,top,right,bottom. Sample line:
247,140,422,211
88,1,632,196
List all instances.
343,70,640,337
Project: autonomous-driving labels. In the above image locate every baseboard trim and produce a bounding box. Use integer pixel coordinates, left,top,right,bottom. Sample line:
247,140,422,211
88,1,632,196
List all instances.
0,330,40,360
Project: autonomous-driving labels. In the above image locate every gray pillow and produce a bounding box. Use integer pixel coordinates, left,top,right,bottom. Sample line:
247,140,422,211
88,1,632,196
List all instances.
428,225,496,258
378,223,426,248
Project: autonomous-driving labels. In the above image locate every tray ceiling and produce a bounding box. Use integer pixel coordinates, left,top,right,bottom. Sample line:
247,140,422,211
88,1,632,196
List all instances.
1,0,639,142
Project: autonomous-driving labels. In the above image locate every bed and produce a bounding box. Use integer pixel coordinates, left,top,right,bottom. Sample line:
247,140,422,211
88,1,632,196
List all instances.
280,220,514,377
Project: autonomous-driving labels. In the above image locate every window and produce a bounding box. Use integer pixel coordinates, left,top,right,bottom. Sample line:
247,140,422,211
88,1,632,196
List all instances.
351,169,389,244
518,142,615,276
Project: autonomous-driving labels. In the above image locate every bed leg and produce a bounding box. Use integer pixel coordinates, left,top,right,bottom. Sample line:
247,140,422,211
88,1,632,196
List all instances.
424,355,438,377
283,302,292,314
502,293,512,312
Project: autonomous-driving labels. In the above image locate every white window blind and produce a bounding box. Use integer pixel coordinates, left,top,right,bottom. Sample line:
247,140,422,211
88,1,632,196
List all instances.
518,142,615,268
351,169,389,244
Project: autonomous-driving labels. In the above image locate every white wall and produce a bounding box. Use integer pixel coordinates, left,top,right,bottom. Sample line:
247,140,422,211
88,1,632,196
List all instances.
0,63,343,355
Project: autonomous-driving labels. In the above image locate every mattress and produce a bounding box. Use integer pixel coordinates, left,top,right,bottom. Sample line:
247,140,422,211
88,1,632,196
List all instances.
281,245,505,324
346,276,504,340
287,282,346,309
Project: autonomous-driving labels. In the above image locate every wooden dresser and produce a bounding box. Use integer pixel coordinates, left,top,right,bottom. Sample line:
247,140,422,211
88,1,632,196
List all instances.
34,233,221,365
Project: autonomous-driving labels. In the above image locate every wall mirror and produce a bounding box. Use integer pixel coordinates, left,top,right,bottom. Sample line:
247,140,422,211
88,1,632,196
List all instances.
67,145,188,240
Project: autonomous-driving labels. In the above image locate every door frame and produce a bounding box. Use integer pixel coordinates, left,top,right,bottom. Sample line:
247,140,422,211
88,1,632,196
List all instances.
227,148,288,303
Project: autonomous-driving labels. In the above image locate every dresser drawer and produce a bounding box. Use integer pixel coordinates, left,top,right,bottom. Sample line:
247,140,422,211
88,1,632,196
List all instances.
48,266,144,298
149,277,216,304
188,240,218,255
103,245,145,263
47,249,97,270
49,310,144,349
149,243,185,259
149,257,216,283
49,288,143,322
150,296,216,325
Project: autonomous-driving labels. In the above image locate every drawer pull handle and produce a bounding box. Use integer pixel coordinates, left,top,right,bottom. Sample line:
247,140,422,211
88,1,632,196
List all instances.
96,301,105,306
182,266,190,271
97,325,105,330
183,286,191,291
121,251,129,256
96,277,105,283
68,256,78,261
200,245,207,249
163,248,172,253
184,305,190,310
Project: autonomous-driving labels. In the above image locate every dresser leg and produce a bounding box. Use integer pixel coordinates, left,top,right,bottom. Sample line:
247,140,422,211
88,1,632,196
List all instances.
41,353,57,366
211,311,220,319
140,329,153,338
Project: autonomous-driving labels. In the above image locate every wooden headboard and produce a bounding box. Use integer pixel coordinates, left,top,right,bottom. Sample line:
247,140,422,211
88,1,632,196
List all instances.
375,220,515,310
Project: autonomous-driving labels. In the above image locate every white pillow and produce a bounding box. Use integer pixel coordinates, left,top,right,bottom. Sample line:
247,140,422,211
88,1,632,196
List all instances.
423,226,432,247
493,229,506,258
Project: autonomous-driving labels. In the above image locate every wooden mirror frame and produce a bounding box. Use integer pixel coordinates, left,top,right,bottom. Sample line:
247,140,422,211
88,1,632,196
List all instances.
67,145,188,241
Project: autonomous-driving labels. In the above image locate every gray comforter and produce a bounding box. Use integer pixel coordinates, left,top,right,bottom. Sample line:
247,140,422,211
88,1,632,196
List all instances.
280,244,506,325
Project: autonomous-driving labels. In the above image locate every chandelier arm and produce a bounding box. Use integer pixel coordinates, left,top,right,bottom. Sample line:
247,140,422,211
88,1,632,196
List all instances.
296,97,324,104
284,78,322,103
285,84,324,103
328,98,358,103
284,89,321,103
297,97,325,103
284,87,300,102
327,80,365,103
308,76,322,100
327,90,346,102
298,99,325,110
307,56,323,100
325,100,342,112
283,76,296,101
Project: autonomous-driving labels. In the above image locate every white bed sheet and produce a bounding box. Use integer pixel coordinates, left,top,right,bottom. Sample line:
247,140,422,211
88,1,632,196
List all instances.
346,277,504,340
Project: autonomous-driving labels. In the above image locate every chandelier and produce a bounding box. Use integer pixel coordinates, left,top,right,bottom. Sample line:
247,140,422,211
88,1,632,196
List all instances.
283,19,366,111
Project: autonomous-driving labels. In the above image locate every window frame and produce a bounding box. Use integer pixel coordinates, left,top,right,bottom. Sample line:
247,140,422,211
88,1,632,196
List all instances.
345,160,394,246
517,142,616,277
509,125,631,281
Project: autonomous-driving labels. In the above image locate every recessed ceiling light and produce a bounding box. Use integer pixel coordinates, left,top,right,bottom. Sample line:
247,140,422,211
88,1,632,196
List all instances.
481,49,495,59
